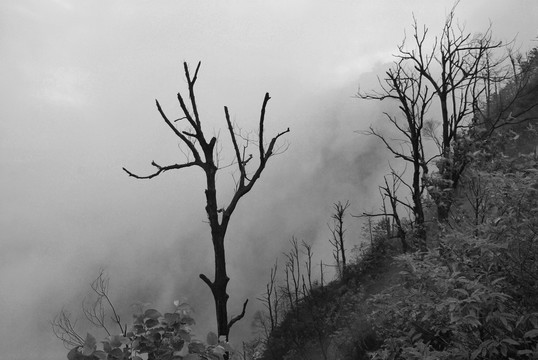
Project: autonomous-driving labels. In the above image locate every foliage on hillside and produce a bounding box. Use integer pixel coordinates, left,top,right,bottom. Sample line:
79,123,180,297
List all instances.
258,44,538,360
367,146,538,359
253,220,401,360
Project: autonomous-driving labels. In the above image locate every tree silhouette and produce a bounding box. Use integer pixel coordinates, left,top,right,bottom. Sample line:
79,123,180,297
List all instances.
360,5,510,224
123,61,289,340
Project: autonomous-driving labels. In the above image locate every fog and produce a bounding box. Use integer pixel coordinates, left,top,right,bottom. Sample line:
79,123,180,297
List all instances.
1,1,536,359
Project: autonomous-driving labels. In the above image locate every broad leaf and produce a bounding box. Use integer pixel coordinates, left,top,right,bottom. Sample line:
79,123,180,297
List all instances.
93,350,107,360
108,348,123,360
206,331,218,345
109,335,128,348
164,312,181,325
178,329,192,342
131,339,140,351
181,316,196,325
212,345,226,355
145,318,159,328
82,333,97,356
133,324,145,334
501,338,520,345
189,341,206,354
176,302,194,315
173,345,189,358
171,337,185,351
144,308,162,320
67,347,83,360
524,328,538,338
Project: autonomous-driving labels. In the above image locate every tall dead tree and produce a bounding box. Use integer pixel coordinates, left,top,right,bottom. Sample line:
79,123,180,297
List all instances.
358,52,433,248
396,9,503,221
328,201,351,280
123,61,289,340
283,237,301,317
361,5,510,223
257,260,281,336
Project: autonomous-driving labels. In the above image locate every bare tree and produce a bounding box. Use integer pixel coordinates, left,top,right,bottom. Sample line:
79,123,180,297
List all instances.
301,240,314,294
123,61,289,340
396,8,504,221
379,172,410,252
282,237,301,316
328,201,351,280
358,52,433,245
359,5,518,223
358,171,412,253
257,260,281,337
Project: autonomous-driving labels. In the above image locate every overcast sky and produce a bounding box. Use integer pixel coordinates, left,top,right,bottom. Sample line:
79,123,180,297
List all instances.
1,1,537,359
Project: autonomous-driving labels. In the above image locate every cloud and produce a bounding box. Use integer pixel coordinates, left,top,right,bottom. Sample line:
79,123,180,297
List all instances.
51,0,74,11
36,67,92,106
2,1,537,359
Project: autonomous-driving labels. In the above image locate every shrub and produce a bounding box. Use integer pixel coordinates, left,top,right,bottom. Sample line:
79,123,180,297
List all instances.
367,247,538,359
65,300,233,360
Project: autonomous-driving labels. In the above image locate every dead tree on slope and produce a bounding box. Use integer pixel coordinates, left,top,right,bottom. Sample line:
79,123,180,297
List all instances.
396,10,504,221
328,200,351,280
123,61,289,340
257,260,281,338
361,5,514,223
358,56,433,249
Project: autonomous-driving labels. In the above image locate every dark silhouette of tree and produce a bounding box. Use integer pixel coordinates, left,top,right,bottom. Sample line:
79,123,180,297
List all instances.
256,260,281,337
123,61,289,340
358,51,433,247
360,5,515,224
397,10,504,222
328,200,351,279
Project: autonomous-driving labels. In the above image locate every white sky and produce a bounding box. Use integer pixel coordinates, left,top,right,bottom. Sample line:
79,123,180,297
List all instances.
1,1,536,359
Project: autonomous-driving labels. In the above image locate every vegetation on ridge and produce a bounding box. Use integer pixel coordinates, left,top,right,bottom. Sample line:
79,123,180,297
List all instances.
255,6,538,360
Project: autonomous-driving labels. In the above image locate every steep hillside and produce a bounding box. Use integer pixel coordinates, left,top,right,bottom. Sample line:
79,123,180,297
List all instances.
257,233,405,360
258,46,538,360
258,137,538,360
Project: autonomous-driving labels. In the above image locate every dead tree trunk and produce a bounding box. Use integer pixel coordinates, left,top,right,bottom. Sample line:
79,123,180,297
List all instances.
328,201,350,281
358,61,432,250
123,61,289,340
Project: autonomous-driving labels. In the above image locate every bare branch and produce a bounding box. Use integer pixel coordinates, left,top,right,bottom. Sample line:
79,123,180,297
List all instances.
258,93,270,161
199,273,213,290
159,99,195,146
51,309,85,349
224,106,246,185
184,61,202,127
228,298,249,331
122,161,199,179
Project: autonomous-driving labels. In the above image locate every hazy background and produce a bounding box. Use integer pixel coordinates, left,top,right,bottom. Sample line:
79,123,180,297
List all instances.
1,1,536,358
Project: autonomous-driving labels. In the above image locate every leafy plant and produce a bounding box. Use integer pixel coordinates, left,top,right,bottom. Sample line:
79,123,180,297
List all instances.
66,300,233,360
367,246,538,359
